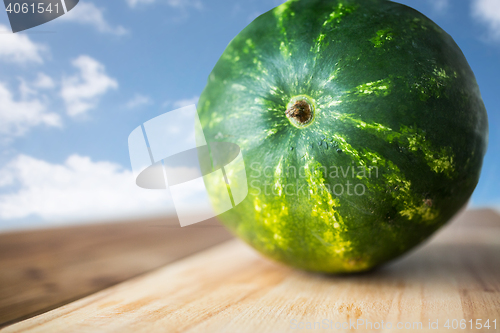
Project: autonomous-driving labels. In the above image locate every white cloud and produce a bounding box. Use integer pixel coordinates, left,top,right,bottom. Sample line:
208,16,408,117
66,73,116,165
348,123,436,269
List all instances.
0,24,45,64
0,154,171,223
127,0,202,10
18,79,37,99
61,55,118,116
126,93,152,109
59,2,127,35
0,81,61,137
127,0,154,7
428,0,449,13
472,0,500,41
33,73,55,90
169,96,199,109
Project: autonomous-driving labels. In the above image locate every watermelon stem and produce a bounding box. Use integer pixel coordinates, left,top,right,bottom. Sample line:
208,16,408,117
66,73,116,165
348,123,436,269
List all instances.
285,95,316,128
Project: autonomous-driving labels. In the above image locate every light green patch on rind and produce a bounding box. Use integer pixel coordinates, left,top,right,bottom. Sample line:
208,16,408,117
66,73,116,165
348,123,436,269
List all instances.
370,28,394,48
329,134,439,223
279,41,292,60
411,67,458,101
336,114,456,179
249,149,373,271
348,67,457,102
399,126,456,178
303,155,343,227
407,17,436,33
335,68,457,179
220,37,272,90
251,195,290,252
353,78,392,96
311,33,327,54
273,1,295,60
326,66,342,83
322,2,357,27
303,156,372,271
310,3,358,62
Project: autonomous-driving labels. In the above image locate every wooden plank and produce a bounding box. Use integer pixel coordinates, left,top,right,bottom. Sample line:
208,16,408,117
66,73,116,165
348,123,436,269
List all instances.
0,216,232,327
3,209,499,333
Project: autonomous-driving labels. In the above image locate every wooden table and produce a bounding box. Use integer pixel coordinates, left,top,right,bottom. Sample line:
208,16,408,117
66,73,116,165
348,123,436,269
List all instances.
0,216,232,327
1,209,499,332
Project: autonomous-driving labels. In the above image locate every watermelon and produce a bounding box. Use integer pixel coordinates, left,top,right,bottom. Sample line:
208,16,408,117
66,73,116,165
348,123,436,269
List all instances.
197,0,488,273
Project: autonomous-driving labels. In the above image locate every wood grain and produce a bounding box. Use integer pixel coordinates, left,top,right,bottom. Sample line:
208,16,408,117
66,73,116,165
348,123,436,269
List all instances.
0,216,232,327
2,209,500,333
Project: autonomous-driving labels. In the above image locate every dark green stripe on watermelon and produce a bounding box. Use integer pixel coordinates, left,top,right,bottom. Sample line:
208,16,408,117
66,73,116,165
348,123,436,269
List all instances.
197,0,488,273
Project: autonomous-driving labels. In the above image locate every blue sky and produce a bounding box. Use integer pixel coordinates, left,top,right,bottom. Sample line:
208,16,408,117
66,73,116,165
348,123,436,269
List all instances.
0,0,498,231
